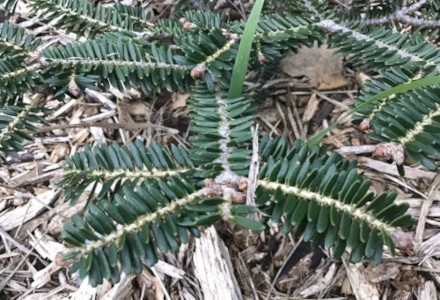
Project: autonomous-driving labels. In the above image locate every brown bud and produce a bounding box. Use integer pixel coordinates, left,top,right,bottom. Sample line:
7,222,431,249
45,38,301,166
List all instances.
237,177,247,191
231,191,246,204
225,32,240,42
373,144,388,158
360,119,371,131
55,252,69,267
27,56,49,70
204,178,214,187
24,54,41,66
258,52,267,65
183,22,198,30
205,184,223,197
373,142,405,165
190,64,206,79
68,80,81,97
391,229,414,256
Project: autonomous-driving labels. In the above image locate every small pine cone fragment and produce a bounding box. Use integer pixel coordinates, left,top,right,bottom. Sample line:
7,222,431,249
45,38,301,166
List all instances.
190,64,206,79
237,177,248,191
391,229,414,255
258,52,267,65
204,178,214,187
231,190,246,203
359,119,371,131
68,80,81,97
28,56,49,70
54,252,75,267
183,22,198,30
373,142,405,165
205,184,223,197
223,31,239,42
54,253,65,266
24,54,41,66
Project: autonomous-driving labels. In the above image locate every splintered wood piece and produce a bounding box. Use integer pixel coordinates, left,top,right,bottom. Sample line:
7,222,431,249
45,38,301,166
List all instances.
193,226,243,300
343,260,379,300
0,190,58,231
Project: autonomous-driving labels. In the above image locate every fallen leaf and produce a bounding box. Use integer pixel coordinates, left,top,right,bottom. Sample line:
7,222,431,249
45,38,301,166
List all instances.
280,44,349,90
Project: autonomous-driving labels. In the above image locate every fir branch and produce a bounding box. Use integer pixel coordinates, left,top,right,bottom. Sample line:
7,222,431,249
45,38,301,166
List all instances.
31,0,157,39
253,21,313,41
0,21,41,59
398,103,440,145
64,188,207,257
0,96,39,143
114,4,155,28
0,58,44,100
41,40,190,93
388,15,440,28
318,20,423,64
188,88,254,177
0,38,33,58
318,19,440,72
190,39,236,78
0,94,44,155
258,180,395,234
362,70,423,123
0,63,41,81
362,0,435,27
60,140,195,204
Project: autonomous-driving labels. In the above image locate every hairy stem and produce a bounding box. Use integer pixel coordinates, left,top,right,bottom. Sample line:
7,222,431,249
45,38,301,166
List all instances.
214,95,239,184
43,57,187,71
64,168,193,181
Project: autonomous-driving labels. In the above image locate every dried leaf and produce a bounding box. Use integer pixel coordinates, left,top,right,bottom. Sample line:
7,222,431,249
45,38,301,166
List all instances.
280,44,348,90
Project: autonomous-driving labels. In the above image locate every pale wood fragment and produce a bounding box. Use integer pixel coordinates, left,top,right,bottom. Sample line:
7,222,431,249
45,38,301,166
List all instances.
0,190,58,231
343,261,379,300
193,226,243,300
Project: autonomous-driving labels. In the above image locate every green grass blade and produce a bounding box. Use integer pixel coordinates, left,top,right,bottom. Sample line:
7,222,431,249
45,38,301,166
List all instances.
228,0,265,99
307,74,440,147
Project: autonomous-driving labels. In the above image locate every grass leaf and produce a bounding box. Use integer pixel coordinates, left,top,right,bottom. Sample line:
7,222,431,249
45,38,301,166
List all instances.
227,0,265,99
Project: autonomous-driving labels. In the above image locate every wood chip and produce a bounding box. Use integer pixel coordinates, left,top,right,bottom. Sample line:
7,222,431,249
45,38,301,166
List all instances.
302,93,319,123
0,190,58,231
343,261,379,300
418,280,437,300
193,226,243,300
